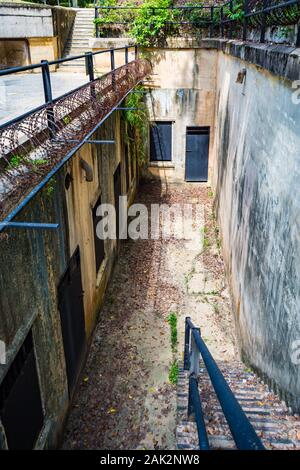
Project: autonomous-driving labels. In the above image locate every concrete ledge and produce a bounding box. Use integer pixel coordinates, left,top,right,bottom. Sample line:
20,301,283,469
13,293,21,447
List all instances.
89,38,136,49
218,39,300,82
145,36,300,82
148,162,175,168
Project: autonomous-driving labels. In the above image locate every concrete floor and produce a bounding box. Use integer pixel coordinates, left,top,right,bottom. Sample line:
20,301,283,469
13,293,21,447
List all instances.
0,72,88,125
62,182,236,450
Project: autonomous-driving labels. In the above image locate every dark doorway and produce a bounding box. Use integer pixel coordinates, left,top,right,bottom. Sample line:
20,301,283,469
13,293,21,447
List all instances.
150,121,172,162
0,330,44,449
58,247,86,396
185,127,209,182
114,163,121,240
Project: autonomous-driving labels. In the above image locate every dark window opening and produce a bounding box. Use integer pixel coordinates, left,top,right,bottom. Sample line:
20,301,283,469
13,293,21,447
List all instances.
58,247,86,396
150,121,173,162
0,330,44,449
92,194,105,273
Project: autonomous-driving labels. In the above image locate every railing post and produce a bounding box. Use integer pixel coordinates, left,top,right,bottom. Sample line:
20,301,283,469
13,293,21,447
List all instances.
220,6,225,38
41,60,55,138
243,0,249,41
210,6,214,38
125,46,129,65
260,0,267,43
85,52,94,81
134,45,138,60
229,0,233,39
190,327,200,376
184,317,191,370
110,48,116,89
189,376,210,450
95,7,99,38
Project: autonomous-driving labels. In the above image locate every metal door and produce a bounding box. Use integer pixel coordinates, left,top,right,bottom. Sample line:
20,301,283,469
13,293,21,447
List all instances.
150,121,172,161
185,127,209,182
58,247,86,396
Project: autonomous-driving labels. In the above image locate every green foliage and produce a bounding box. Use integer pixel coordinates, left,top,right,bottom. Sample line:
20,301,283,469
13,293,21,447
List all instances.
130,0,175,46
223,1,244,22
181,1,210,26
63,115,72,125
94,0,136,36
45,177,56,198
8,154,24,169
167,312,178,352
169,360,179,385
123,86,149,167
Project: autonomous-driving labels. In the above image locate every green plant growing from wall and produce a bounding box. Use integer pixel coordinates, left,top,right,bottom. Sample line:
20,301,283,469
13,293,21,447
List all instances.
123,86,149,168
45,177,56,198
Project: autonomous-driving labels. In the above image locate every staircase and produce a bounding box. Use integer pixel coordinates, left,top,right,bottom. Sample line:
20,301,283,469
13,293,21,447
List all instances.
59,8,95,73
177,319,300,450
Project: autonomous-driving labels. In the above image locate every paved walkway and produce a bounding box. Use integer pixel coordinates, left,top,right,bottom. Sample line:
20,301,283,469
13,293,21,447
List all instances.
0,72,87,125
62,182,237,450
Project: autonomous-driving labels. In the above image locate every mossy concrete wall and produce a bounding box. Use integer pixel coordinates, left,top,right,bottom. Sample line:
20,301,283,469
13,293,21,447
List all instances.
0,111,138,448
212,46,300,411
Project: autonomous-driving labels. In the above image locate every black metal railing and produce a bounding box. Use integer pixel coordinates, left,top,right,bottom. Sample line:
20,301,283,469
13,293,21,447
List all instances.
94,1,300,46
0,45,149,230
184,317,265,450
0,45,138,129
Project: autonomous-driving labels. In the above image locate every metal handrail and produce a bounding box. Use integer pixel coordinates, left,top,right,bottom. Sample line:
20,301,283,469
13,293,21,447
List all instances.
184,317,265,450
0,45,137,77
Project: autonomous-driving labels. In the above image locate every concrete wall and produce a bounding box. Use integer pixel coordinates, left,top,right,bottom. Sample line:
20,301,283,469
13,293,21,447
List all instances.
0,3,53,38
0,3,75,66
0,111,138,448
212,48,300,410
143,43,217,183
140,38,300,411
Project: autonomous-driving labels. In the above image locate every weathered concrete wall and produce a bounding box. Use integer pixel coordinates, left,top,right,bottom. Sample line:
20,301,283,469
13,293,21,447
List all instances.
144,44,217,183
0,3,54,38
0,3,75,66
52,6,76,57
0,39,30,68
0,110,138,448
212,50,300,410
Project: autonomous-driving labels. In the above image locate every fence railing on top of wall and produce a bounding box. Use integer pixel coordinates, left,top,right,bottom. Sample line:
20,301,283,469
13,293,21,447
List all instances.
94,1,300,46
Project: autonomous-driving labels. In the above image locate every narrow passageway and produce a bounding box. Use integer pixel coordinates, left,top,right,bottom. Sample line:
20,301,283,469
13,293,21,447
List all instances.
62,182,236,450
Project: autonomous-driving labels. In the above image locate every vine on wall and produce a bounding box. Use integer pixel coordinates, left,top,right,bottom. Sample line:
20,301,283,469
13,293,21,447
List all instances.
123,86,149,168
